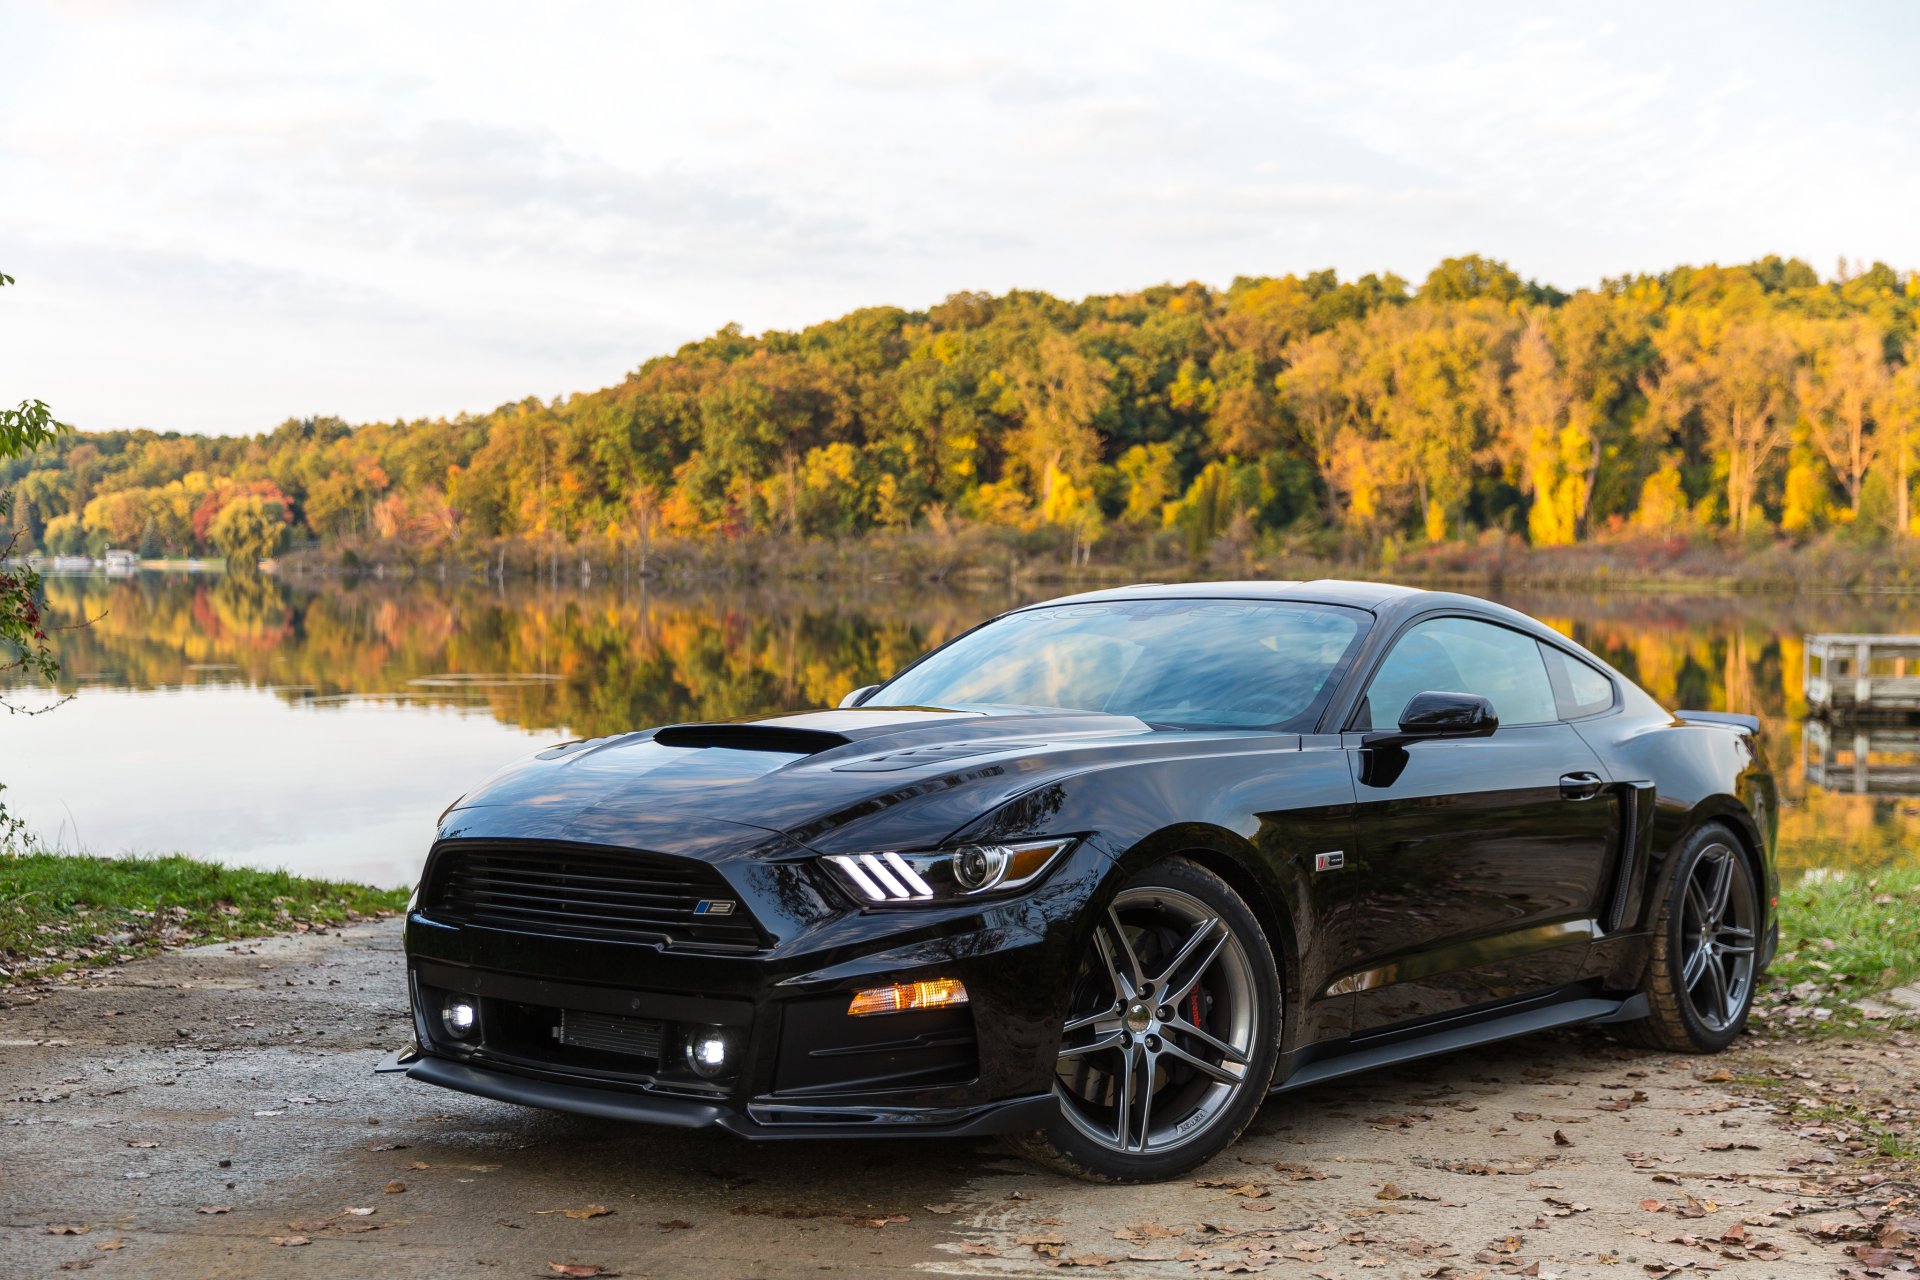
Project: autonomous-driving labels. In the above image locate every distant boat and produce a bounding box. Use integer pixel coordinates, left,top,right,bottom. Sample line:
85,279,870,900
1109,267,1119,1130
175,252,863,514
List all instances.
50,554,97,571
103,549,138,576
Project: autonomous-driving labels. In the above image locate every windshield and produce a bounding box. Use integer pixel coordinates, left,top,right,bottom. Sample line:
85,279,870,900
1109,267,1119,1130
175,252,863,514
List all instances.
874,599,1367,731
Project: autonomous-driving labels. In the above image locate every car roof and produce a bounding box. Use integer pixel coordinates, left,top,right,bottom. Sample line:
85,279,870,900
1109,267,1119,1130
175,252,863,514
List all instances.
1016,580,1614,668
1023,579,1429,612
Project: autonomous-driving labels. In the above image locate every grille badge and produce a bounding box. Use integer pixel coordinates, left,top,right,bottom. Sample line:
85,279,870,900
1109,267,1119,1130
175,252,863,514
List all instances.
693,899,736,916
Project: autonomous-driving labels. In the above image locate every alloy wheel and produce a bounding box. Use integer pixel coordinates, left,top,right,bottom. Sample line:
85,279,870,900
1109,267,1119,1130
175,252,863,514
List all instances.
1054,885,1260,1155
1680,842,1757,1033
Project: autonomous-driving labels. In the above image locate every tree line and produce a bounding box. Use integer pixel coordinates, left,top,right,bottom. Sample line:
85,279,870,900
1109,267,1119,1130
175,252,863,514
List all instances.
6,254,1920,569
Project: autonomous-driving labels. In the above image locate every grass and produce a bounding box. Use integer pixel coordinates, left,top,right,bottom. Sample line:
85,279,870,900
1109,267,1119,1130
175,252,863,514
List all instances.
0,851,408,983
1751,866,1920,1040
1771,866,1920,991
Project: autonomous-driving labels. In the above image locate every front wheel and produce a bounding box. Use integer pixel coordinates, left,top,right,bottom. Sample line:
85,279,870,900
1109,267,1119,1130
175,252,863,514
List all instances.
1004,858,1281,1182
1613,822,1761,1053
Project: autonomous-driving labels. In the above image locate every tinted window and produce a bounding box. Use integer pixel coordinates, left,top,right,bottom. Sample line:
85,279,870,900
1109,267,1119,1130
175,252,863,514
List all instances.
1540,644,1616,718
1361,616,1558,730
875,599,1366,731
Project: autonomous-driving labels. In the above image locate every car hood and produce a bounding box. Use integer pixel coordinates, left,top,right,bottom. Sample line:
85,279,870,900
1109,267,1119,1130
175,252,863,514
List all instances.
436,705,1189,860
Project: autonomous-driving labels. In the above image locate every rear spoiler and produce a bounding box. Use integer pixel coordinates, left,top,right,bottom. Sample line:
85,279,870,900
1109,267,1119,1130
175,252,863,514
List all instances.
1675,710,1760,733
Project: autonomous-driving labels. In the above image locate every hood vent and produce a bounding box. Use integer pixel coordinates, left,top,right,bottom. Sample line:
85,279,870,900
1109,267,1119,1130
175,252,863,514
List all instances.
653,723,853,755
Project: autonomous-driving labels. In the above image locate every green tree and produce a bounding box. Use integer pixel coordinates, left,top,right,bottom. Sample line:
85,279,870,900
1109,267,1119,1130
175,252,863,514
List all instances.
2,270,67,700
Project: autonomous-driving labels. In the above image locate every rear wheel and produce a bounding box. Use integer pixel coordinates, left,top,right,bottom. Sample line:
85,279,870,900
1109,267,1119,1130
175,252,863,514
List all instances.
1005,858,1280,1182
1613,822,1760,1053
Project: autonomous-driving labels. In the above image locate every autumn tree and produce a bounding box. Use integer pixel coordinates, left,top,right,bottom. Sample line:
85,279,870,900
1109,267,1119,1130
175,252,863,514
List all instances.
1501,312,1589,545
1797,316,1890,514
1006,329,1114,521
1275,328,1355,523
1650,312,1799,535
1878,333,1920,537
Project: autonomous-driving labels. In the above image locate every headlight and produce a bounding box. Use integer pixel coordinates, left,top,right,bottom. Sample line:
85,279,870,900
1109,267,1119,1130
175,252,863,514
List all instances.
823,838,1074,905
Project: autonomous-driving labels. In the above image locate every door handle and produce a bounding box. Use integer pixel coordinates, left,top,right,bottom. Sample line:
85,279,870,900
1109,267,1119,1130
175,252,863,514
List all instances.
1559,771,1604,801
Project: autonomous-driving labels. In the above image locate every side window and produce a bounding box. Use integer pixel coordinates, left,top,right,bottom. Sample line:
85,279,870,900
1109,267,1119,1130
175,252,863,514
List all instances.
1540,644,1616,719
1360,616,1559,730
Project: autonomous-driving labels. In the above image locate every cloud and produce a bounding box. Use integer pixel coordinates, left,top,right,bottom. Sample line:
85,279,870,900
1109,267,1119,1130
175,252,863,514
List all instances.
2,0,1915,434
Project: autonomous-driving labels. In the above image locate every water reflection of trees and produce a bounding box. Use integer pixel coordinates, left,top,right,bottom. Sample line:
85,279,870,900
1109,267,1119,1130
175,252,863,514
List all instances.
15,576,1920,873
24,574,1031,737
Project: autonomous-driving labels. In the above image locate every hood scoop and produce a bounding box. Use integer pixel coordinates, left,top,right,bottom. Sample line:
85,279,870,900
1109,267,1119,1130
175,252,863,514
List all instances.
653,723,852,755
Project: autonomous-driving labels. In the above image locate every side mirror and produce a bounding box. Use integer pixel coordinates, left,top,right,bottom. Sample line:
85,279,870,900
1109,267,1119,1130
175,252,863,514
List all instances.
1363,690,1497,750
838,684,879,709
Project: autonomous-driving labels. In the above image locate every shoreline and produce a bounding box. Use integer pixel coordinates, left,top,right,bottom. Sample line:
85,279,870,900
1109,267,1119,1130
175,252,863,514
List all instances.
262,527,1920,598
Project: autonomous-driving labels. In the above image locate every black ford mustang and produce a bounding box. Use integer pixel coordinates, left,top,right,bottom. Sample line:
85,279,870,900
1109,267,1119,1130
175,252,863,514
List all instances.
389,581,1777,1181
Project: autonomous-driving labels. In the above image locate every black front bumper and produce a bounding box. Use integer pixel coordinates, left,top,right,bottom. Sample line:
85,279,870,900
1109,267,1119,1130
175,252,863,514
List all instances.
393,838,1104,1138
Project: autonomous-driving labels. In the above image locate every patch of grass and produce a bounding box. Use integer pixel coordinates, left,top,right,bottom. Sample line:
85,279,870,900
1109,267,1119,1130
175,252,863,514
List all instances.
1754,867,1920,1040
0,852,407,983
1772,866,1920,991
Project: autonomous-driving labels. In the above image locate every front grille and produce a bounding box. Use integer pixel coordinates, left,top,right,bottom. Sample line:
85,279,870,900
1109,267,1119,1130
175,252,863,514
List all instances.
425,841,764,950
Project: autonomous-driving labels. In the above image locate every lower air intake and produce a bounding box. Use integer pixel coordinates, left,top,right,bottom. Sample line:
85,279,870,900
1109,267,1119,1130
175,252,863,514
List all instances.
556,1010,665,1060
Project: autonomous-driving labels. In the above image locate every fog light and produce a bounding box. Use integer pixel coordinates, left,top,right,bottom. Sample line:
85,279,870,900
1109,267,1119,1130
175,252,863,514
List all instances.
440,996,477,1039
684,1026,731,1079
847,978,969,1017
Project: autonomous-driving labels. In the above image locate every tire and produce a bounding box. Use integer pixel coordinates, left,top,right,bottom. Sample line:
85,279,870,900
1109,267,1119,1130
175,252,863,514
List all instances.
1611,821,1761,1054
1004,857,1282,1182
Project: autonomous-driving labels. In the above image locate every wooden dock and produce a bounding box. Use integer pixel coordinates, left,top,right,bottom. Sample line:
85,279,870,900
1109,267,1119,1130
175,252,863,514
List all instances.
1802,720,1920,796
1805,633,1920,721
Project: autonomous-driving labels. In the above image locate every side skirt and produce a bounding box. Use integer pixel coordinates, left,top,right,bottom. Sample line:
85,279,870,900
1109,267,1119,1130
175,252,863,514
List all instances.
1273,993,1649,1094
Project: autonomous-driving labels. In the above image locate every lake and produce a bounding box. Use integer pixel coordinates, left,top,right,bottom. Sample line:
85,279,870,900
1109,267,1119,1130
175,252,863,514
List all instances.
2,571,1915,888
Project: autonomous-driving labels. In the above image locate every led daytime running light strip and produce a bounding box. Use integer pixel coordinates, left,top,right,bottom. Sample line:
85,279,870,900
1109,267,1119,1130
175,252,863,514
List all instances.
827,852,935,902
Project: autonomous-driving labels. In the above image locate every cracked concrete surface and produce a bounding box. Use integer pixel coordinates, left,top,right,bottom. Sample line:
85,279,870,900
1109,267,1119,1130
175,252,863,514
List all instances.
0,922,1875,1278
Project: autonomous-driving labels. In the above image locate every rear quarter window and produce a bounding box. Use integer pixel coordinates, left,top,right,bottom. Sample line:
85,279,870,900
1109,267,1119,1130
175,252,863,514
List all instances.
1540,644,1617,719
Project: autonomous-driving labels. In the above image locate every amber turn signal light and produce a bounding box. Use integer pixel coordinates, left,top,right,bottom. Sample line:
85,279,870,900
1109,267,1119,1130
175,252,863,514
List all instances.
846,978,970,1017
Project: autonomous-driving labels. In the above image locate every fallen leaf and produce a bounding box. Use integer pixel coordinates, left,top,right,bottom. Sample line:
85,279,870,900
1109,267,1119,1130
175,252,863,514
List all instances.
534,1205,613,1221
546,1267,618,1279
93,1239,126,1252
1552,1129,1574,1146
344,1207,376,1216
846,1214,909,1229
385,1180,407,1194
1022,1234,1069,1257
46,1224,91,1235
270,1236,311,1247
958,1242,1000,1256
195,1206,232,1215
1114,1221,1184,1243
1194,1178,1270,1198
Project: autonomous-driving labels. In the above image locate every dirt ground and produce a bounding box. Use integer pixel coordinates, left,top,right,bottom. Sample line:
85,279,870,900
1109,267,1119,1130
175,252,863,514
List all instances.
1,921,1912,1280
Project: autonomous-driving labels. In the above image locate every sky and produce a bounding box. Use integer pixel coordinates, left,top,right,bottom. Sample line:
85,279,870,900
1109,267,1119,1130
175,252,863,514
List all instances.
3,1,1917,436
